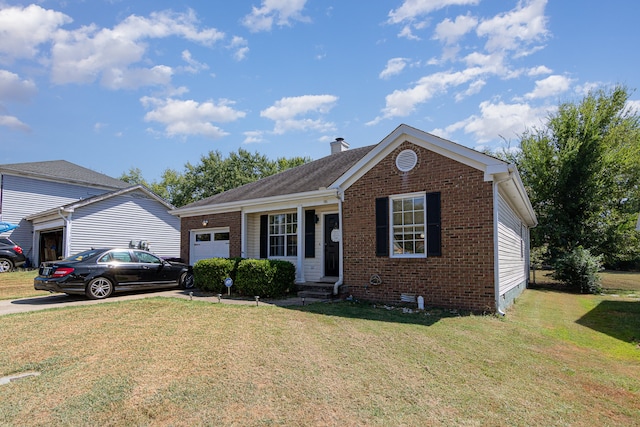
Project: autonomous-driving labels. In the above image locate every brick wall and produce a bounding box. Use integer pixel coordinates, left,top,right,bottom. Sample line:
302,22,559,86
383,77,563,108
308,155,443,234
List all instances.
180,212,242,262
342,141,496,312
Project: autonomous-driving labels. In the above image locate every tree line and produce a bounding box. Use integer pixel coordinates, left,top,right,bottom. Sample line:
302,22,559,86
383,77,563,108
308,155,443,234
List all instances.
120,148,310,208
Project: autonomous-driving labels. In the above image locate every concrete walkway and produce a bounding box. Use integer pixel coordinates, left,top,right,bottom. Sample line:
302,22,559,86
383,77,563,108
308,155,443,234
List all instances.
0,289,326,316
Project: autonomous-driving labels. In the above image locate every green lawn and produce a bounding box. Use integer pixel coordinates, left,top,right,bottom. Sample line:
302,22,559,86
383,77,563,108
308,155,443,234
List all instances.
0,281,638,426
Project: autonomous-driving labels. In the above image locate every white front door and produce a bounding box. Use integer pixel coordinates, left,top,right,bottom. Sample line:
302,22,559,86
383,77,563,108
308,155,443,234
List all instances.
190,229,230,264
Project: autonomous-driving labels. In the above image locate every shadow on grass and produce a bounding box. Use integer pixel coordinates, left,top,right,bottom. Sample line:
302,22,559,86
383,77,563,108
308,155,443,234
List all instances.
283,300,473,327
576,299,640,345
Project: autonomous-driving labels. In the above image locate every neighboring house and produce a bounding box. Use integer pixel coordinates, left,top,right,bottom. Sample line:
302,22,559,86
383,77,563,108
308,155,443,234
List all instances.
170,124,538,313
0,160,180,266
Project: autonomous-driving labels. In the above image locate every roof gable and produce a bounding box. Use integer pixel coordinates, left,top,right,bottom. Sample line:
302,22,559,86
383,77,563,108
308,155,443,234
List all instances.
26,185,173,221
333,124,509,190
0,160,129,190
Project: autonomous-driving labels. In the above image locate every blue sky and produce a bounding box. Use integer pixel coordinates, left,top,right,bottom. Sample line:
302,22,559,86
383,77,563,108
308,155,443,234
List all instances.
1,0,639,182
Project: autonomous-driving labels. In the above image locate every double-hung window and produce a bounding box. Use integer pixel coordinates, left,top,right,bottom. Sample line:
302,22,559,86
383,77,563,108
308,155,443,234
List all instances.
390,193,426,257
269,213,297,257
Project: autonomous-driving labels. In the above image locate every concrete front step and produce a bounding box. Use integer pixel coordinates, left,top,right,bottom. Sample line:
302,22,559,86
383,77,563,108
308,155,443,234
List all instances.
296,281,336,300
297,290,333,299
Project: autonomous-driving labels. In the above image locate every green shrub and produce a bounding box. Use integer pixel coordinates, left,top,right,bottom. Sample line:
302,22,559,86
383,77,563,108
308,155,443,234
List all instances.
553,247,603,294
235,259,275,296
193,258,236,292
270,259,296,295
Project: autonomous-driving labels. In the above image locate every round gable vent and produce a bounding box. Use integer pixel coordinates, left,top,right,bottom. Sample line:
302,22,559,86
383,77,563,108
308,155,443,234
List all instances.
396,149,418,172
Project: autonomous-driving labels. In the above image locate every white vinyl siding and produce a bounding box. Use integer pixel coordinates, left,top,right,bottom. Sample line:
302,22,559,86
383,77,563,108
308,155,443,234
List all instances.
0,174,111,258
245,214,261,258
69,190,180,258
497,193,527,295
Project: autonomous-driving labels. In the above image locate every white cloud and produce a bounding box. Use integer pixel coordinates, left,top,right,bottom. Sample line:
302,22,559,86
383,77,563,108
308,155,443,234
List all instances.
379,58,409,79
260,94,338,134
388,0,480,25
49,9,224,88
434,100,553,143
368,68,484,124
228,36,249,61
626,100,640,114
524,74,573,99
141,97,246,139
527,65,552,76
243,130,266,144
476,0,549,54
102,65,173,90
0,4,71,62
242,0,310,33
433,13,478,45
0,70,37,102
0,114,30,132
181,50,209,73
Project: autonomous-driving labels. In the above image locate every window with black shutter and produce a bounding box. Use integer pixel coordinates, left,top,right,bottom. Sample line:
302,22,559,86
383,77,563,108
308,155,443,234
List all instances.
375,197,389,256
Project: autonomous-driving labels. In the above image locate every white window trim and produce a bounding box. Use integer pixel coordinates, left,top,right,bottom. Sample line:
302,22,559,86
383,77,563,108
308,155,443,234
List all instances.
268,212,298,258
389,191,427,259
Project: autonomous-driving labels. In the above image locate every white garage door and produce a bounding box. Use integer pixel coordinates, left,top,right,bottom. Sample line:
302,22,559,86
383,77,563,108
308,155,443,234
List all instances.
190,229,230,264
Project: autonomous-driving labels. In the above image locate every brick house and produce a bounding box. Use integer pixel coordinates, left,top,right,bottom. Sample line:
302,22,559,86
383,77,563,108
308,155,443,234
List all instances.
170,124,537,312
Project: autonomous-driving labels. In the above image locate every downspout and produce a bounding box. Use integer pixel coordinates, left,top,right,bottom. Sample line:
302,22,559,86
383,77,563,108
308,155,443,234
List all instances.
57,208,73,258
333,190,344,295
492,170,513,315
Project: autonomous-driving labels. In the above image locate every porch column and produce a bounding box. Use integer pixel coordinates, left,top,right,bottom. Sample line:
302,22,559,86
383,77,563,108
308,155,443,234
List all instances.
296,204,304,283
241,208,247,258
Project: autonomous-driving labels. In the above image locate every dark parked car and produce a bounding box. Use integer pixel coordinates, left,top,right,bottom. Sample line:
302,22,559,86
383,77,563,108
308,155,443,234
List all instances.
0,237,27,273
34,248,194,299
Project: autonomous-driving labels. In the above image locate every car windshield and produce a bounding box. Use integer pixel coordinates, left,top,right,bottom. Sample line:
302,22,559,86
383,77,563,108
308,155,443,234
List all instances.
63,249,104,262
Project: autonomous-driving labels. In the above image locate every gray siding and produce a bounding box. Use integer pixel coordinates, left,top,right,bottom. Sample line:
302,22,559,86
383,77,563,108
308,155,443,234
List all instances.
497,193,527,297
1,174,110,259
69,190,180,258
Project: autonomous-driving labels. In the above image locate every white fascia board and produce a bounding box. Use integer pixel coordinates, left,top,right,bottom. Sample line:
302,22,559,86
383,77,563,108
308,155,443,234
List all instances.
170,188,340,217
496,167,538,227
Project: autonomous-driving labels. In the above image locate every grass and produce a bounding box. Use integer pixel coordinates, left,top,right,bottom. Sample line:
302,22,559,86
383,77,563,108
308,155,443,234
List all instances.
0,270,46,300
0,276,638,425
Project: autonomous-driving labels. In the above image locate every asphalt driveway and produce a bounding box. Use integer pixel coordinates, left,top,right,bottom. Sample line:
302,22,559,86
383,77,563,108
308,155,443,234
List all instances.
0,289,317,316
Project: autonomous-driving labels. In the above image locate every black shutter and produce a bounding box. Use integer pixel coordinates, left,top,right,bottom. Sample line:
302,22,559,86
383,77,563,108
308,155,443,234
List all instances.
375,197,389,256
305,210,315,258
260,215,268,259
426,192,442,256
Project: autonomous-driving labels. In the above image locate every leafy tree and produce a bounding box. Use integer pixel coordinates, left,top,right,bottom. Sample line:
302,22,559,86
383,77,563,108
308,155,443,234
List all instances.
122,149,311,208
119,167,150,187
512,85,640,267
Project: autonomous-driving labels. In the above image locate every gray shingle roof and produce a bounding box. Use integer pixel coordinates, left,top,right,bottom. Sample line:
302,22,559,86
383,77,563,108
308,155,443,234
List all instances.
183,145,376,209
0,160,129,189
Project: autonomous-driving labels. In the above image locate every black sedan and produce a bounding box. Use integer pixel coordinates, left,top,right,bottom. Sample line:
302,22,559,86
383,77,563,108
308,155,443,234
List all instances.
34,248,194,299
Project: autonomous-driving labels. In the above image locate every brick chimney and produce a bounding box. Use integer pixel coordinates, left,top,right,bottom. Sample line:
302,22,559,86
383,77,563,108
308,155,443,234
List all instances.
330,137,349,155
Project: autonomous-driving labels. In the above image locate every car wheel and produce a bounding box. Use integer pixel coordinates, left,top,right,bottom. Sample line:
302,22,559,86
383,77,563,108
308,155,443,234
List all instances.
0,258,13,273
86,277,114,299
180,271,195,289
